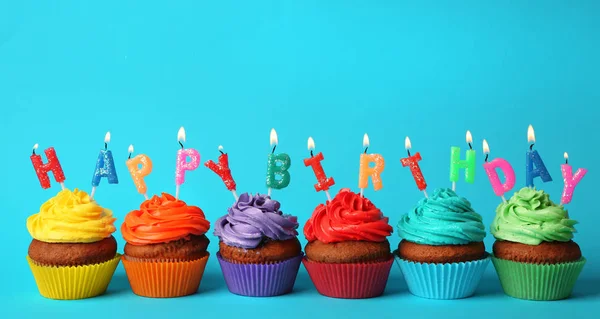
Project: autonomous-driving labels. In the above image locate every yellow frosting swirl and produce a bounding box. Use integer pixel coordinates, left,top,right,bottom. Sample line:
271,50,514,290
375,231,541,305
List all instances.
27,189,116,243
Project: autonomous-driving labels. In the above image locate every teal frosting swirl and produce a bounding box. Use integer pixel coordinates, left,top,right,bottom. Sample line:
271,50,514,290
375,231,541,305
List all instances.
491,187,577,245
397,188,486,245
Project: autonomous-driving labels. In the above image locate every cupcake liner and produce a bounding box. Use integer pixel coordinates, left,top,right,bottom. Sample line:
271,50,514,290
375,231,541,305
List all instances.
302,257,393,299
394,253,491,299
492,255,586,301
27,254,121,300
121,253,209,298
217,253,303,297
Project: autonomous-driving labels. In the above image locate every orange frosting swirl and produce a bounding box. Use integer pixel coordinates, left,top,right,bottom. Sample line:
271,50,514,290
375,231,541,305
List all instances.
121,193,210,245
304,189,393,244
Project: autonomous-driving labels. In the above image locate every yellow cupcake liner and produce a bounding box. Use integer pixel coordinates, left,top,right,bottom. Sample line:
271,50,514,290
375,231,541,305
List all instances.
27,254,121,300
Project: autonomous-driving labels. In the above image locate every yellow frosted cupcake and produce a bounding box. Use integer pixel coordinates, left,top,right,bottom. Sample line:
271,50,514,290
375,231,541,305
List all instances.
26,188,120,300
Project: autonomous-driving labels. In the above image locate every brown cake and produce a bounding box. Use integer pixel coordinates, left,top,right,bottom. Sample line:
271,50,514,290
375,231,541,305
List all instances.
493,240,581,264
219,238,301,264
398,240,486,264
124,234,210,261
305,239,391,263
28,236,118,267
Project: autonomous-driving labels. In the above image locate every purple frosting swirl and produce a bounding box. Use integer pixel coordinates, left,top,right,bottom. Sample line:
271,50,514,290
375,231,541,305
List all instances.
214,193,299,249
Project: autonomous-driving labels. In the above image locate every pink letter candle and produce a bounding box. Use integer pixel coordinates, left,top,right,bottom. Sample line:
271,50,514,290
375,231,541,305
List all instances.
30,144,66,190
175,127,201,200
358,134,385,195
561,152,587,205
126,144,153,199
482,139,515,202
304,137,334,201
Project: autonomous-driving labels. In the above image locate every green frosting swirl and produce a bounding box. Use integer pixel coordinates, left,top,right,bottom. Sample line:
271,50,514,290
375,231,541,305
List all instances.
397,188,486,245
491,187,577,245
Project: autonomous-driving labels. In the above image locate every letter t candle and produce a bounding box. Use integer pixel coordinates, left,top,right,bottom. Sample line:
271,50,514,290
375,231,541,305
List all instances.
400,136,428,198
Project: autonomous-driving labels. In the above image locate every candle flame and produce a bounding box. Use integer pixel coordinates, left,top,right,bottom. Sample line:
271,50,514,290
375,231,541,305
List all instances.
483,139,490,154
307,137,315,151
527,125,535,144
218,145,224,152
128,144,134,154
104,131,111,144
363,133,370,149
177,126,186,143
405,136,411,150
564,152,569,160
466,130,473,144
33,143,39,151
270,128,278,146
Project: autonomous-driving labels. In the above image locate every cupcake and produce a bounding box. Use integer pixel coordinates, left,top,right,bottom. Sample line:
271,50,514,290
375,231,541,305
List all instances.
121,193,211,298
491,187,585,300
303,188,394,299
396,188,490,299
26,188,120,300
214,193,302,297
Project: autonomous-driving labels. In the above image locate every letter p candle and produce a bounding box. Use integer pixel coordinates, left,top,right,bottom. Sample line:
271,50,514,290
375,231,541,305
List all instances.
175,127,201,200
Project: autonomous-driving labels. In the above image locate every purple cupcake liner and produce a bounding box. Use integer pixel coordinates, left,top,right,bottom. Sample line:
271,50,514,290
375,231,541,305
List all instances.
217,253,303,297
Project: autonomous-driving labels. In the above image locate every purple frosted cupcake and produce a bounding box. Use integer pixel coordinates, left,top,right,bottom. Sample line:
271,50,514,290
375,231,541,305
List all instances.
214,193,303,297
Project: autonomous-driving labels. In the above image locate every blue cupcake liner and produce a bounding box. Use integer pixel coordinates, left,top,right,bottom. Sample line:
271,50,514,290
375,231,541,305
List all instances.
395,253,491,299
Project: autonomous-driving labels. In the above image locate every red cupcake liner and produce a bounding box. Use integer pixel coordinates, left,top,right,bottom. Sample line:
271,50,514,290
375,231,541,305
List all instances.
302,257,393,299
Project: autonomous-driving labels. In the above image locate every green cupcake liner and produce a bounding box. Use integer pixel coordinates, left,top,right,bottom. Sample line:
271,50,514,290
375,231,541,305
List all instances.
492,256,586,301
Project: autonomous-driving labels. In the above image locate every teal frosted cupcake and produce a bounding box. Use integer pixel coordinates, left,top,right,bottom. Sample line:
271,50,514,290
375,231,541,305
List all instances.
491,187,585,301
395,188,490,299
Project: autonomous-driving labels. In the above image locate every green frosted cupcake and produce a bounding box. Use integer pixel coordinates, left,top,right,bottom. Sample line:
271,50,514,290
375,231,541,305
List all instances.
491,187,585,301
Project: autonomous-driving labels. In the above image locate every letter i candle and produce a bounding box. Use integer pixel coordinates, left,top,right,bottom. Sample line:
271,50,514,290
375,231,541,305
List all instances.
304,137,335,201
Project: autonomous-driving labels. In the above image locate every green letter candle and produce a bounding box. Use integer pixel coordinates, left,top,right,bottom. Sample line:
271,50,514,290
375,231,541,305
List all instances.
266,129,291,195
449,130,476,190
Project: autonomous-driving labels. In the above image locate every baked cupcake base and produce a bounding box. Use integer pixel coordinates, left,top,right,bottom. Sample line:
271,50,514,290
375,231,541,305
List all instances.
121,253,209,298
27,254,121,300
217,253,303,297
492,255,586,301
303,257,393,299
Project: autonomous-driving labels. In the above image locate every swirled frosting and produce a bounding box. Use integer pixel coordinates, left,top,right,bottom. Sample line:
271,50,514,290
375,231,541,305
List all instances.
491,187,577,245
397,188,486,245
121,193,210,245
27,189,116,243
214,193,298,249
304,188,393,244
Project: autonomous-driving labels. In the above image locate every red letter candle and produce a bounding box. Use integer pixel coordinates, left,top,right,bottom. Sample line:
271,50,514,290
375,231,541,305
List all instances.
30,144,66,190
303,137,334,201
400,136,428,197
205,145,238,200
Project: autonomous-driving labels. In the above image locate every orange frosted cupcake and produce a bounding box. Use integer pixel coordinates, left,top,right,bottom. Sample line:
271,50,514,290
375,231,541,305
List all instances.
121,193,210,298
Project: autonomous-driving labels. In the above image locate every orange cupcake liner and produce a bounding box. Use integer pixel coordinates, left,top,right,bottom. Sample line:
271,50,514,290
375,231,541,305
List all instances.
121,253,209,298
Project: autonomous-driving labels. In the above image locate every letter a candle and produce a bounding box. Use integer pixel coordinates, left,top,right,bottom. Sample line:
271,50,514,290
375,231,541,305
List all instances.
90,132,118,200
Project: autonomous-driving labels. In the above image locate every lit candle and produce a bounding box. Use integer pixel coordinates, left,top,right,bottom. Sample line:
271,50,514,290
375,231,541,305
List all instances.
482,139,515,203
90,132,118,200
449,130,476,191
400,136,428,198
266,128,291,196
560,152,587,205
358,133,385,196
303,137,334,201
30,144,66,190
126,144,153,200
205,145,238,200
526,125,552,188
175,127,201,200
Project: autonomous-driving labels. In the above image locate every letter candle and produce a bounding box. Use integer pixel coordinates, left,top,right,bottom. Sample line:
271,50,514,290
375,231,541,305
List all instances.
482,139,515,203
358,133,385,197
526,125,552,188
30,144,66,190
560,152,587,205
205,145,238,200
449,130,476,192
126,144,152,200
266,128,291,196
174,127,201,200
304,137,334,201
90,132,118,200
400,136,428,198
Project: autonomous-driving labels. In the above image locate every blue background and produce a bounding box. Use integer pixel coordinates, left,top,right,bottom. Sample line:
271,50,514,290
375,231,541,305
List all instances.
2,1,599,318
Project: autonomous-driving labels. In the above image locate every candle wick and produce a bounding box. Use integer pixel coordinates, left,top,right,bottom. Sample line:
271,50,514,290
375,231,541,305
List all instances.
272,145,277,154
104,143,108,151
484,154,489,162
407,150,411,157
128,153,132,160
364,147,368,154
32,149,36,155
310,150,314,157
529,143,534,151
179,141,184,149
219,150,225,155
565,158,568,165
468,143,472,150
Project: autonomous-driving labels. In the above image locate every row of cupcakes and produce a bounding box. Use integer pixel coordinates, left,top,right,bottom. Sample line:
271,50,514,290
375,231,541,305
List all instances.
26,185,584,301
